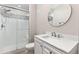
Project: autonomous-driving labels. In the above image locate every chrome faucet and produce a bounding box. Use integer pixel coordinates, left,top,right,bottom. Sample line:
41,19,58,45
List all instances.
51,32,62,38
51,32,56,37
57,34,62,38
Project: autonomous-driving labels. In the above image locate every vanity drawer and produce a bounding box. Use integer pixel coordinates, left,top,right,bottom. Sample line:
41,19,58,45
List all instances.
43,42,65,54
34,37,66,54
42,48,52,54
43,46,56,54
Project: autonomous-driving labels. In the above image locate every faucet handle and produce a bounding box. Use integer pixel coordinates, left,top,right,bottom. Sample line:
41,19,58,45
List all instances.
57,34,62,38
51,32,56,37
51,32,54,36
54,32,56,37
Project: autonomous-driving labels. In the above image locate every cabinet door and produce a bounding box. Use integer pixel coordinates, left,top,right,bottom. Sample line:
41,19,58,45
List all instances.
34,39,43,54
42,45,56,54
42,46,53,54
43,42,65,54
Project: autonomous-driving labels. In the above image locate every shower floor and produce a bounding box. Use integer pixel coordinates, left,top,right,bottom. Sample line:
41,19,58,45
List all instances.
4,48,34,54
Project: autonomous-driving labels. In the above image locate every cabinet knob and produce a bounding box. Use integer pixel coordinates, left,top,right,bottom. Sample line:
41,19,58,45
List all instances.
40,45,42,47
50,51,52,54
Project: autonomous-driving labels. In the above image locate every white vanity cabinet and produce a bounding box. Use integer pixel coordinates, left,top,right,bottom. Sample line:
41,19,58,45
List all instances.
34,36,78,54
34,37,65,54
42,42,65,54
34,38,43,54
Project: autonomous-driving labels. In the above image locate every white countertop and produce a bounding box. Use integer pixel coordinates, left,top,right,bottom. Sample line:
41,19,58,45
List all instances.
35,34,79,53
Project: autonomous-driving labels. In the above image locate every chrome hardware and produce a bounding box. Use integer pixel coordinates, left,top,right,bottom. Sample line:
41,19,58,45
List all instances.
1,24,5,29
50,51,52,54
51,32,56,37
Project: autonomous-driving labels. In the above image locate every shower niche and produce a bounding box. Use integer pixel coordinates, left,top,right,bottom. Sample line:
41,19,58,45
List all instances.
0,4,29,53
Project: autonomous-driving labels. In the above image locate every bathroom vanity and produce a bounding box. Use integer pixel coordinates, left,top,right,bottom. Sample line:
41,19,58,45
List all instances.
34,33,78,54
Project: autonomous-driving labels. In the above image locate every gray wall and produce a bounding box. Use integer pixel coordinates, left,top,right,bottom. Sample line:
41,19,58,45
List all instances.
36,4,79,36
29,4,37,42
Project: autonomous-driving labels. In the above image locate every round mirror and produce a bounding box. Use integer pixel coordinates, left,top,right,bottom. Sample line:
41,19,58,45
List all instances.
48,4,71,27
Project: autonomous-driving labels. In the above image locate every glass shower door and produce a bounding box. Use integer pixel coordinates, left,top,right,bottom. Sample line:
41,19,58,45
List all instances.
0,5,29,53
16,18,29,49
14,7,29,49
0,10,16,53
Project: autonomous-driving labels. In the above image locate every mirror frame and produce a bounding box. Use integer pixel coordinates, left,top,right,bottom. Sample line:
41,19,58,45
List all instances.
48,4,72,27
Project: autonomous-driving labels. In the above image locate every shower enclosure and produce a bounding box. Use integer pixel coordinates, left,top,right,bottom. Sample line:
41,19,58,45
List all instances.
0,4,29,53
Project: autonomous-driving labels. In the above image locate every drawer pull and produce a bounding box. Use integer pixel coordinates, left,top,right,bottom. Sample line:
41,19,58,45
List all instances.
50,51,52,54
40,45,42,47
